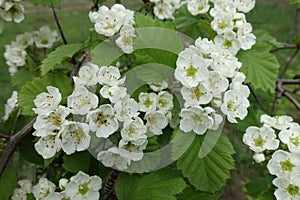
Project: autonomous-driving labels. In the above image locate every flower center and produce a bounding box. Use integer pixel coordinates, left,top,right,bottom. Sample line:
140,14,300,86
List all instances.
280,160,295,172
286,184,299,196
78,183,89,196
185,66,197,78
253,135,265,147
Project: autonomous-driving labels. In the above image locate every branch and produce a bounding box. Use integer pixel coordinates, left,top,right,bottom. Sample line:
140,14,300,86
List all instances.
270,44,297,53
92,0,99,11
277,80,300,111
246,83,265,111
69,51,91,85
0,119,36,177
51,1,68,45
279,48,299,79
0,132,10,140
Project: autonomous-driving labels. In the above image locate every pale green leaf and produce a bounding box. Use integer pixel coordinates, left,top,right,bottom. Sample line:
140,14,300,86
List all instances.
115,168,186,200
177,186,221,200
0,167,17,200
28,0,60,8
40,43,81,76
134,13,174,29
177,134,235,193
237,42,280,93
19,73,72,116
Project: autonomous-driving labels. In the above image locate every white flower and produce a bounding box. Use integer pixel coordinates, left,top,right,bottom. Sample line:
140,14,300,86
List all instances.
253,153,265,163
119,137,148,161
121,117,147,141
234,0,255,13
267,150,300,178
97,147,131,170
15,32,34,48
33,105,70,137
60,121,91,155
187,0,210,16
236,22,256,50
73,62,99,87
34,134,62,159
4,43,27,73
1,2,24,23
33,86,62,115
260,114,293,130
138,92,158,113
116,25,135,54
100,85,127,103
11,179,32,200
64,171,102,200
181,82,212,107
2,90,18,121
32,178,56,200
67,86,99,115
230,72,250,96
221,89,249,123
44,192,63,200
179,106,214,135
59,178,69,190
153,2,175,20
242,125,279,153
98,66,125,86
175,46,212,88
34,26,58,48
114,96,139,121
111,4,135,26
194,37,215,55
208,71,229,97
87,104,119,138
148,80,168,92
273,176,300,200
279,123,300,154
145,111,168,135
211,13,234,35
214,31,241,55
157,91,174,112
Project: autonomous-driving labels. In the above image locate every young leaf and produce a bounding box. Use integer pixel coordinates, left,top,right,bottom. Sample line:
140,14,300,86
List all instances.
28,0,61,8
237,42,280,93
40,43,82,76
115,168,186,200
19,72,72,116
0,167,17,200
177,134,235,193
177,186,221,200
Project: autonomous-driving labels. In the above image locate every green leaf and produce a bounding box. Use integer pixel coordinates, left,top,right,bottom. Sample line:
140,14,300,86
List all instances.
19,72,72,116
177,134,235,193
177,186,221,200
174,4,199,29
11,68,35,89
135,13,174,29
40,43,82,76
254,30,285,48
237,42,280,93
256,185,276,200
28,0,60,8
62,151,91,173
245,175,273,198
20,135,44,165
0,167,18,200
287,0,300,7
115,168,186,200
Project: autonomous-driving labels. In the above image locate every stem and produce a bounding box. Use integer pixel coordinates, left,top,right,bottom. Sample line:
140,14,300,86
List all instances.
279,48,299,79
104,170,120,200
270,45,297,53
277,80,300,111
69,51,91,86
0,132,10,140
92,0,99,11
247,83,265,111
51,0,68,45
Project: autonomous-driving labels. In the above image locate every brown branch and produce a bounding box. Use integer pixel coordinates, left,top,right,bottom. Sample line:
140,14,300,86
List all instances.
51,1,68,45
92,0,99,11
270,45,297,53
246,83,265,111
0,132,10,140
277,80,300,111
0,119,36,177
279,48,299,79
69,51,91,85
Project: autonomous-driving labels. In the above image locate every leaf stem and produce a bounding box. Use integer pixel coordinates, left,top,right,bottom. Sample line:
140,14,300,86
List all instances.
51,0,68,45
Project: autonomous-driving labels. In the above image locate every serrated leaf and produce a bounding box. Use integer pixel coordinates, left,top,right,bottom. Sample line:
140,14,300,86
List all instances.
0,167,17,200
115,168,186,200
62,151,91,173
177,186,221,200
135,13,174,29
28,0,60,8
11,68,35,89
237,42,280,93
177,134,235,193
40,43,81,76
246,175,273,198
254,30,286,48
19,72,72,116
174,4,199,29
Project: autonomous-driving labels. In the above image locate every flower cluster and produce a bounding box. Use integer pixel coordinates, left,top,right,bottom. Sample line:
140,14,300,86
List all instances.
150,0,181,20
2,90,18,121
4,26,59,75
89,4,136,54
0,0,25,33
11,171,102,200
175,36,250,134
243,114,300,199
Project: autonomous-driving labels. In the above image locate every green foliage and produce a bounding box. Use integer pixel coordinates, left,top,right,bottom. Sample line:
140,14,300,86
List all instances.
62,151,91,173
245,175,274,198
115,168,186,200
11,69,35,90
19,72,72,116
237,42,280,93
0,167,17,200
134,13,174,29
177,134,235,193
174,4,199,29
254,30,285,48
287,0,300,7
40,43,82,76
28,0,60,8
177,186,221,200
20,135,44,165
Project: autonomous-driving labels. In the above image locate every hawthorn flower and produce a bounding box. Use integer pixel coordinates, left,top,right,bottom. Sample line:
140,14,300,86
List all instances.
214,30,241,55
1,2,25,23
242,125,279,153
116,25,136,54
73,62,99,87
100,85,127,103
253,152,265,163
34,26,59,48
148,80,168,92
210,13,234,35
181,82,212,107
34,134,62,159
260,114,293,130
153,2,175,20
32,178,56,200
86,104,119,138
121,117,147,141
208,71,229,97
111,4,135,25
15,32,34,48
67,86,99,115
119,137,148,161
195,37,215,55
97,147,131,170
145,111,168,135
234,0,256,13
60,121,91,155
4,43,27,74
273,176,300,200
179,106,214,135
157,91,174,112
114,95,139,121
138,92,158,113
279,123,300,153
11,179,32,200
187,0,210,16
237,23,256,50
98,65,125,86
2,90,18,121
33,86,62,115
267,150,300,178
63,171,102,200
